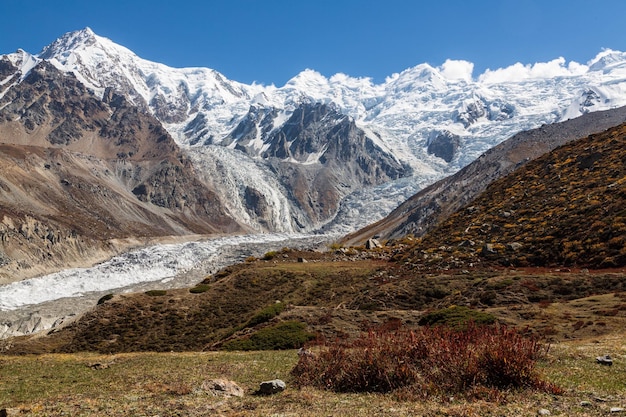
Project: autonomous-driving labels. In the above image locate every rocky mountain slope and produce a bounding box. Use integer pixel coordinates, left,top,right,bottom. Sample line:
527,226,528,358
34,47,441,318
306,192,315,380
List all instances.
18,28,626,233
343,105,626,244
0,58,241,283
396,121,626,270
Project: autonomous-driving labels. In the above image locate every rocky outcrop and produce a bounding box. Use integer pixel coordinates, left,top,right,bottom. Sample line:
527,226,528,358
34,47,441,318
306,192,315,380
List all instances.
427,131,461,162
249,103,410,224
220,102,411,227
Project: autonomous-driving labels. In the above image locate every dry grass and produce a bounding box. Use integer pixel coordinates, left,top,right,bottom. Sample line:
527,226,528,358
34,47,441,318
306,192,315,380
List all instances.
1,330,625,416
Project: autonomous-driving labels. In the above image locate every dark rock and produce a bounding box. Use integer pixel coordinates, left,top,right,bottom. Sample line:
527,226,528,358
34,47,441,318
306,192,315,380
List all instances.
365,238,382,249
427,130,461,162
481,243,496,255
244,186,269,219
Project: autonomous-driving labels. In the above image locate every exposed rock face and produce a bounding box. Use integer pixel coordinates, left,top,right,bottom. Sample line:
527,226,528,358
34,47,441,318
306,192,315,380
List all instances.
0,62,241,282
342,105,626,245
244,186,269,224
257,103,410,223
221,102,411,226
427,131,461,162
456,95,514,127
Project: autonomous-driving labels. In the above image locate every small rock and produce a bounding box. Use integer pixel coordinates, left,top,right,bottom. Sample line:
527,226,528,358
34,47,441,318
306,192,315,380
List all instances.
297,347,315,358
580,401,592,407
596,355,613,366
258,379,286,395
610,408,625,413
507,242,523,251
481,243,496,255
88,362,109,370
201,379,244,397
0,409,20,417
537,409,551,416
297,257,307,263
365,238,382,249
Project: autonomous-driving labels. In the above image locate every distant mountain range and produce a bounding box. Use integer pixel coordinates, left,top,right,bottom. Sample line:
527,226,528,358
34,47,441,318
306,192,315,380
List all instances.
1,28,626,281
5,28,626,233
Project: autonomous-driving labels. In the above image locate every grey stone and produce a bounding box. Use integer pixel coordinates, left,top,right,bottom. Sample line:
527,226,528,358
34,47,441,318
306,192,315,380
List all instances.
537,409,551,416
580,401,592,407
610,408,625,413
507,242,523,251
596,355,613,366
258,379,286,395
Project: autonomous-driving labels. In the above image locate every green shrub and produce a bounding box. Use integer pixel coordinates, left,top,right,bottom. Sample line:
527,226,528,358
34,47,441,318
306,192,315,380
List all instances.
418,305,495,328
246,302,285,327
189,284,210,294
145,290,167,297
292,323,559,398
223,321,315,351
97,294,114,305
262,251,278,260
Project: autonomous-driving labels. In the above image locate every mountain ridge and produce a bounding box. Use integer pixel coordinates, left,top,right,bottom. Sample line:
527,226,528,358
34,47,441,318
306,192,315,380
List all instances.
0,59,242,283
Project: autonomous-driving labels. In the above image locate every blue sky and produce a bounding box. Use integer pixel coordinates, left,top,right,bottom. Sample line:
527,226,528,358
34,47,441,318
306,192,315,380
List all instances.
1,0,624,86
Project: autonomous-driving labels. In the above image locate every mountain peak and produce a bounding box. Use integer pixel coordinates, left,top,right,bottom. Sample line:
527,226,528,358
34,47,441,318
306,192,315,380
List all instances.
38,27,100,59
588,49,626,72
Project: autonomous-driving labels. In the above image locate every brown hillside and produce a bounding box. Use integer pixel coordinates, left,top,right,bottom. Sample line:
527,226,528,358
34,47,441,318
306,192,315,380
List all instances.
0,61,241,282
399,122,626,269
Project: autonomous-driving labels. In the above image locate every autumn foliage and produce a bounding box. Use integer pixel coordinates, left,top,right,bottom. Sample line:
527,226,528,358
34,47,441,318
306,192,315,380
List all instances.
292,323,560,398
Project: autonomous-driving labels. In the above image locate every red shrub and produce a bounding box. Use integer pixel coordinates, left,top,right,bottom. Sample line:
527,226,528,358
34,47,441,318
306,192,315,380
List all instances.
292,323,559,398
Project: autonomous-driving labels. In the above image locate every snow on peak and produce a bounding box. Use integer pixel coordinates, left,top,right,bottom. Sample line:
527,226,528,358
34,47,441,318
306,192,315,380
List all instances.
588,49,626,72
389,63,447,92
4,49,40,76
39,27,103,59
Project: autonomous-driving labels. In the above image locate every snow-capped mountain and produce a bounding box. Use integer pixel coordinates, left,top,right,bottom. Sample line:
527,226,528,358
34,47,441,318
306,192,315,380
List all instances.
5,28,626,234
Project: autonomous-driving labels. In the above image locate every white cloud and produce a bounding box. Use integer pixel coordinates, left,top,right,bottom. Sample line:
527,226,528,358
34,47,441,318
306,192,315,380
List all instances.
439,59,474,82
478,57,588,84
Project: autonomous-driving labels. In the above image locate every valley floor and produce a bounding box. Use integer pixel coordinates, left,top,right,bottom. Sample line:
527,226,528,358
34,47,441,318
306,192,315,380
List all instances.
0,331,624,416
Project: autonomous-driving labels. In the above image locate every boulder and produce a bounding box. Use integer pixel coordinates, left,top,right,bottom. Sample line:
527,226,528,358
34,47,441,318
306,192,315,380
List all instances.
258,379,286,395
365,239,382,250
201,379,244,397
